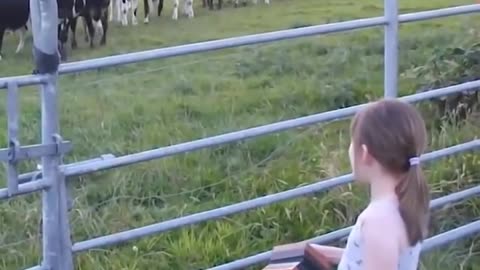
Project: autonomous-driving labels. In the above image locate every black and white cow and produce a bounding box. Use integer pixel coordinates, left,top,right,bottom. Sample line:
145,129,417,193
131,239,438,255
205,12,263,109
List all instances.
0,0,29,61
57,0,110,55
82,0,111,47
57,0,86,59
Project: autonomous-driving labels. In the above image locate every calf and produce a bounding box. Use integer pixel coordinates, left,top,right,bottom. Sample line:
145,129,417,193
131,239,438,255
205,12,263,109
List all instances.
57,0,86,60
82,0,110,47
66,0,109,48
57,0,109,60
0,0,29,61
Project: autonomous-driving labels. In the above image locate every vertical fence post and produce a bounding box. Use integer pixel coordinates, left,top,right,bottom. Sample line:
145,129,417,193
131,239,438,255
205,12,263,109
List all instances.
6,82,20,196
40,78,74,270
384,0,399,98
30,0,74,269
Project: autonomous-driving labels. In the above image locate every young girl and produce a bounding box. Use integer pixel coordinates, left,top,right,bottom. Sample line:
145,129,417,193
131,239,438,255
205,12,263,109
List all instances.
311,99,430,270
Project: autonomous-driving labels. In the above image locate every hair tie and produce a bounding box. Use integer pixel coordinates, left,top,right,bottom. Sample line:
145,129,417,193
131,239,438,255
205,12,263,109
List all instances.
409,157,420,167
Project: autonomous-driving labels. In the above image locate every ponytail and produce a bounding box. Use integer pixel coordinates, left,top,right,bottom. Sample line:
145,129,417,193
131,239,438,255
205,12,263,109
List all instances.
395,162,430,246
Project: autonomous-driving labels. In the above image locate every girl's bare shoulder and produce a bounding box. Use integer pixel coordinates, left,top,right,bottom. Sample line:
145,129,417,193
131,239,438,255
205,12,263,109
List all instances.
359,200,409,248
359,200,404,231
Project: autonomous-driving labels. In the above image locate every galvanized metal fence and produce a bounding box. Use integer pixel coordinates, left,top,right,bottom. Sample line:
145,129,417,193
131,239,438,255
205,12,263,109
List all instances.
1,1,480,269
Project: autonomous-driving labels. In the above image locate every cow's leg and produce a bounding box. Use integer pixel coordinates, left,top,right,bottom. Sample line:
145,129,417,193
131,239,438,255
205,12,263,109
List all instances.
218,0,222,9
264,0,269,4
120,0,128,26
93,19,103,38
58,20,70,60
58,24,67,61
234,0,239,7
183,0,187,15
116,0,123,22
143,0,150,23
185,0,194,18
100,15,108,45
109,0,114,21
84,16,95,48
15,27,27,54
58,43,66,61
70,17,79,49
0,28,5,61
172,0,179,20
83,17,90,43
131,0,139,25
158,0,164,16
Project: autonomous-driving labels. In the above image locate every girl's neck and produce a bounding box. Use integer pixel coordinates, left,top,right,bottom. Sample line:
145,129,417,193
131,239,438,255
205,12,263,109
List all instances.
369,174,398,203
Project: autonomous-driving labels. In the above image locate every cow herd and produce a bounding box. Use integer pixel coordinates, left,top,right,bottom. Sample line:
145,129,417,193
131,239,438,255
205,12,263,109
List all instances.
0,0,270,62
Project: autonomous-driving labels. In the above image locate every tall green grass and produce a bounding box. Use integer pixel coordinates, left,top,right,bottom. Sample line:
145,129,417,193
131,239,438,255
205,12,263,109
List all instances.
0,0,479,269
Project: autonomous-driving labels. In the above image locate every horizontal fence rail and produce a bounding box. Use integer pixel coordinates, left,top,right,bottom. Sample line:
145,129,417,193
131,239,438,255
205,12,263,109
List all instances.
0,155,116,201
1,2,480,270
24,266,45,270
421,220,480,252
1,78,477,205
18,154,116,184
0,74,49,90
0,180,50,200
3,81,478,200
71,140,480,253
62,81,480,176
208,188,480,270
1,5,480,89
56,4,480,74
27,219,480,270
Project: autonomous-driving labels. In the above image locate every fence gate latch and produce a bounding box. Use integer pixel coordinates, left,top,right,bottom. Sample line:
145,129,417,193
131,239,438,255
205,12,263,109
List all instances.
52,133,68,161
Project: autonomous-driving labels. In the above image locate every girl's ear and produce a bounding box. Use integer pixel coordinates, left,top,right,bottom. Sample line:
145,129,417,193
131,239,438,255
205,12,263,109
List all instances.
360,144,374,165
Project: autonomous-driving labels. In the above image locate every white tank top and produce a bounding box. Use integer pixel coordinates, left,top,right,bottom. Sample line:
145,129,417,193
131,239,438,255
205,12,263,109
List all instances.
337,199,422,270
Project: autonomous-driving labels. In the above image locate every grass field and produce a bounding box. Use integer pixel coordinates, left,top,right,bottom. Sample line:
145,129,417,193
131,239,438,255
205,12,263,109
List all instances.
1,0,480,269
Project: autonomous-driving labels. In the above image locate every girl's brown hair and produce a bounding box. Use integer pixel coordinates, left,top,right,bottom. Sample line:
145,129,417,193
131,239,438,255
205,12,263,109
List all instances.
350,99,430,246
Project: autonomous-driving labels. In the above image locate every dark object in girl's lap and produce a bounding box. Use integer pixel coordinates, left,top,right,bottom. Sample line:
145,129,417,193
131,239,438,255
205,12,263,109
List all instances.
263,242,333,270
